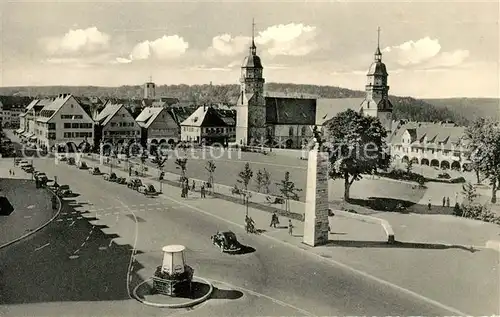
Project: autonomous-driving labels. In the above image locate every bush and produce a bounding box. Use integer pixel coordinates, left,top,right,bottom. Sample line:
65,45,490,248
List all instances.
378,169,426,184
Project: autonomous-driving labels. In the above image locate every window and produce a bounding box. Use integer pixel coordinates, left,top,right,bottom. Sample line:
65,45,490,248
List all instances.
301,126,306,136
64,132,71,138
72,123,79,128
64,123,71,129
289,127,294,137
48,123,56,130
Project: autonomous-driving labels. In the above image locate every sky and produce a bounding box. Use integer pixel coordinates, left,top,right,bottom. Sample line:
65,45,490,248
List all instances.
0,0,498,98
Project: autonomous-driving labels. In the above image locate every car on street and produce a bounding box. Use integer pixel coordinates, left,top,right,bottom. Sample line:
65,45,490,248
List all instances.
67,157,76,165
88,167,101,175
14,158,22,166
22,165,34,173
56,185,72,197
19,160,29,168
116,177,127,184
137,183,159,196
211,231,241,253
127,178,142,190
104,172,118,182
35,172,48,183
57,154,67,161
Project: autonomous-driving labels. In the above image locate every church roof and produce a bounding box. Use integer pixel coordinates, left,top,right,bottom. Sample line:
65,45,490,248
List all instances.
315,98,364,125
242,54,263,68
367,61,388,76
265,96,316,125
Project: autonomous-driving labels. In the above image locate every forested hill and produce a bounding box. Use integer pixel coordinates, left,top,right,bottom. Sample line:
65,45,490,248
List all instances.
0,83,469,125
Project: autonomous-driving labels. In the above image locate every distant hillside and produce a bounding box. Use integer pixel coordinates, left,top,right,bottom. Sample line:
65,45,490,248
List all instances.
424,98,500,122
0,83,469,125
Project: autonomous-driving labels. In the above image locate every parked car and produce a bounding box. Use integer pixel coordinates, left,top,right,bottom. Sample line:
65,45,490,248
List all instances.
35,172,48,183
78,161,88,169
438,172,451,179
137,183,159,196
116,177,127,184
127,178,143,190
67,157,76,165
57,154,67,161
14,158,22,166
104,172,117,182
89,167,101,175
210,231,241,253
56,185,72,197
19,160,29,168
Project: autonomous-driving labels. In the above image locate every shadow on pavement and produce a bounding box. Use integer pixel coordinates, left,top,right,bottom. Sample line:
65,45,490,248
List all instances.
324,239,479,252
0,198,147,305
209,286,243,300
232,245,256,255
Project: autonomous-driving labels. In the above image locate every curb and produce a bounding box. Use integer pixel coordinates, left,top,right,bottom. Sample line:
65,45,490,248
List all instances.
132,276,214,308
334,209,396,243
0,186,63,250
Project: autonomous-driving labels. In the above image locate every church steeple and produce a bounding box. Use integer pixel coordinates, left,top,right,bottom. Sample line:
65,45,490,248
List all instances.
250,18,257,56
374,27,382,62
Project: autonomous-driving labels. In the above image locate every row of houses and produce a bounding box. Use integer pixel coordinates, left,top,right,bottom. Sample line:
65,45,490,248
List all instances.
16,93,237,152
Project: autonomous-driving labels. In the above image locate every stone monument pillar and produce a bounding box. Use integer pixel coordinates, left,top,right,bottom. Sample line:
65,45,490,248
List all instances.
303,142,329,246
161,245,186,274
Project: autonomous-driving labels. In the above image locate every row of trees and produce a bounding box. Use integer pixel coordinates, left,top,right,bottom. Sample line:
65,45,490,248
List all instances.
233,163,302,216
465,118,500,203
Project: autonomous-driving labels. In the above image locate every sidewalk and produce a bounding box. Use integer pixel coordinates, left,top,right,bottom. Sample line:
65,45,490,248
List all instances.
0,160,56,246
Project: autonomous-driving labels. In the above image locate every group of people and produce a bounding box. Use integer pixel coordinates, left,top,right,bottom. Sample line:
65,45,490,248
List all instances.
180,178,208,198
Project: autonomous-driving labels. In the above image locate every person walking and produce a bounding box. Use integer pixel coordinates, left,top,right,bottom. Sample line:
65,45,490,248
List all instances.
288,219,293,236
442,196,446,207
428,198,432,211
191,180,196,191
446,197,450,207
200,184,206,198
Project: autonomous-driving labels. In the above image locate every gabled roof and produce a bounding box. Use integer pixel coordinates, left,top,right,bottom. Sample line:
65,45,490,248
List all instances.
170,106,198,126
214,109,236,126
180,106,228,127
136,107,164,128
265,91,320,99
315,98,364,125
391,122,466,150
265,96,316,125
96,103,124,126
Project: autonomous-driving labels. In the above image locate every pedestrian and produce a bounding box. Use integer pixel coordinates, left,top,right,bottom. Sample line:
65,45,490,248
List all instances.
12,170,15,176
191,180,195,191
201,184,206,198
184,183,189,198
428,198,432,211
446,197,450,207
288,219,293,236
8,169,11,176
442,196,446,207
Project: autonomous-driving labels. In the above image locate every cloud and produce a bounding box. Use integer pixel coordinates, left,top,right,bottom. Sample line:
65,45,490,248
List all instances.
256,23,318,56
382,37,441,66
206,22,318,58
41,27,110,55
119,35,189,63
206,34,250,57
383,37,470,70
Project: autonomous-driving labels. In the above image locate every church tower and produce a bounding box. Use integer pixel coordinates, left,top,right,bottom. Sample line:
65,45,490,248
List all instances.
235,19,266,146
360,27,393,133
144,76,156,100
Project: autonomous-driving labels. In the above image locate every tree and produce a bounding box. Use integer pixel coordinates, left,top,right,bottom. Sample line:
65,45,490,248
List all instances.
323,109,390,201
276,171,302,213
255,169,265,193
404,159,413,174
156,155,168,193
465,118,500,203
205,160,216,194
235,163,253,216
465,118,487,184
262,168,272,194
462,182,477,206
175,158,188,182
140,152,147,176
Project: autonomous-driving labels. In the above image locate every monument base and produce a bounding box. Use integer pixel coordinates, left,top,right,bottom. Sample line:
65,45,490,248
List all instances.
153,265,194,297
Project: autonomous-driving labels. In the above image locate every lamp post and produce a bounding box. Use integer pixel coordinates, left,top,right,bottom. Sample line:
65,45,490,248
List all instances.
159,167,163,193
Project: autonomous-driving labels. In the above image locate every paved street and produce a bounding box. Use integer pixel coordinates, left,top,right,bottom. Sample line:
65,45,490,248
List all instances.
0,156,459,316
